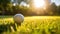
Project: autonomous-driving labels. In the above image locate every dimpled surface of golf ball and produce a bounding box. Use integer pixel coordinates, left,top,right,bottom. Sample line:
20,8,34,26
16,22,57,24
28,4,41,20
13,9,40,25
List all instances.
13,14,24,23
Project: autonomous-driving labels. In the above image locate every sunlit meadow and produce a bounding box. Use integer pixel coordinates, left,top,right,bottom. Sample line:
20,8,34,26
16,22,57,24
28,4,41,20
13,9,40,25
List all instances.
0,16,60,34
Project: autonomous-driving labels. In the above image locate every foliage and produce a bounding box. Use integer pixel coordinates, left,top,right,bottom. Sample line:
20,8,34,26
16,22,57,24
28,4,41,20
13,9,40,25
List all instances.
0,16,60,34
57,5,60,15
0,0,60,16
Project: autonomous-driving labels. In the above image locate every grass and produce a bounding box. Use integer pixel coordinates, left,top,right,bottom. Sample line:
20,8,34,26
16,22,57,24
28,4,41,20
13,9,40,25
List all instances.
0,16,60,34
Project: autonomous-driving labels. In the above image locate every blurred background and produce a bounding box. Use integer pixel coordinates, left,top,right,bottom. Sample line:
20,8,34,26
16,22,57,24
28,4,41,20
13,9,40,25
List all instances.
0,0,60,16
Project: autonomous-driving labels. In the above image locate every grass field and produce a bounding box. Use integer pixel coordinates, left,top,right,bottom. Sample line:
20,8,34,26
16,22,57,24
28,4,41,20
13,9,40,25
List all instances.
0,16,60,34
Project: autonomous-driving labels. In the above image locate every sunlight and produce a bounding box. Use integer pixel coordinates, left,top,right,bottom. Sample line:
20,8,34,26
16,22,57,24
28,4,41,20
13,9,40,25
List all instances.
20,1,30,7
33,0,45,8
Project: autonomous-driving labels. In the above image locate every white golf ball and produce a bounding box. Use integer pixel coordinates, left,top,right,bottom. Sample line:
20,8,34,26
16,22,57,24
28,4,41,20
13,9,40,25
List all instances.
13,14,24,24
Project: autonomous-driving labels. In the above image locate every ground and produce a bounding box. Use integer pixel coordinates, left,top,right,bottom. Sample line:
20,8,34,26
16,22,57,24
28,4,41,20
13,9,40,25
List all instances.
0,16,60,34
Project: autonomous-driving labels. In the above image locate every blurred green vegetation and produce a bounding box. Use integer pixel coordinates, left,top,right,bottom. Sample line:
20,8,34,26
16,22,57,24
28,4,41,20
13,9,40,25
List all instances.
0,16,60,34
0,0,60,16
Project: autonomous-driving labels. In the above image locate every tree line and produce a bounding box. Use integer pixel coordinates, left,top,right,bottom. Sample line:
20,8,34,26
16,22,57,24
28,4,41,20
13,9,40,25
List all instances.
0,0,60,16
